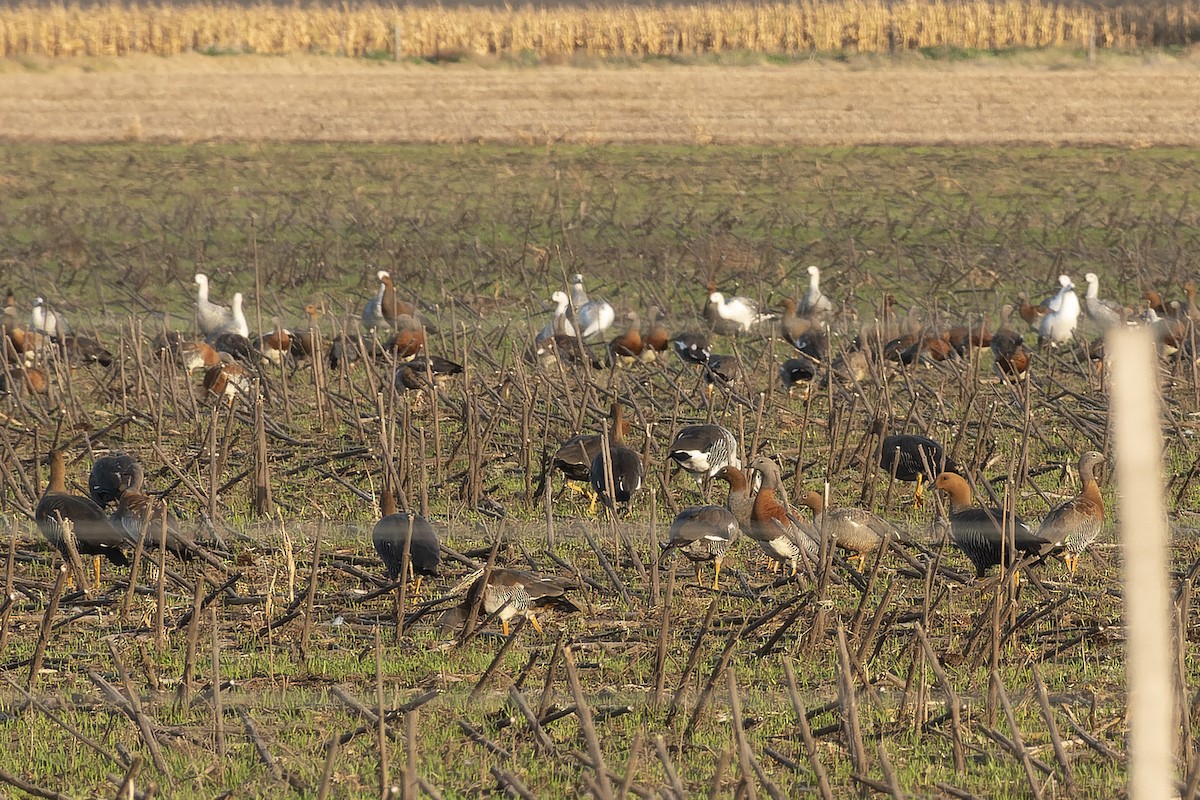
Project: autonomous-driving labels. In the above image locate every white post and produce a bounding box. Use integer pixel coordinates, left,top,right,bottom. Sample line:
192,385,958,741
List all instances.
1109,326,1176,800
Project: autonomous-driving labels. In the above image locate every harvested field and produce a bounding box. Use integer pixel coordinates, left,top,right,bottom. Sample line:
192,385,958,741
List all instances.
0,54,1199,145
0,122,1198,797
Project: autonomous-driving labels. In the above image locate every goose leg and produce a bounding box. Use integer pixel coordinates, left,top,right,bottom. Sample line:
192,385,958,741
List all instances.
93,556,102,587
712,558,722,591
528,613,544,634
502,619,510,637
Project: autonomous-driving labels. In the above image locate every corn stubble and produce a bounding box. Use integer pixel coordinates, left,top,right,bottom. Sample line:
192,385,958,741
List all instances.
0,0,1196,60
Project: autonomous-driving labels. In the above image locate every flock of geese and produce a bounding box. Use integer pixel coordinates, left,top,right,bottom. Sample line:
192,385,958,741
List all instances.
7,262,1178,635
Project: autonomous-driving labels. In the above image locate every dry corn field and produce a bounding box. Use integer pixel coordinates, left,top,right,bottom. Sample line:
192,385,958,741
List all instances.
0,143,1199,797
1,0,1200,59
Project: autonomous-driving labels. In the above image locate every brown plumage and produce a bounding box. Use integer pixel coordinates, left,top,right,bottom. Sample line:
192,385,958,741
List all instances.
35,450,129,581
112,490,224,568
438,568,578,636
257,320,292,366
747,456,818,575
1037,451,1105,575
797,492,894,570
181,340,220,372
291,304,324,361
386,314,426,362
551,404,630,484
945,317,992,355
715,465,753,535
607,312,643,366
1017,291,1049,332
202,352,252,404
935,472,1047,579
991,304,1031,381
643,307,670,358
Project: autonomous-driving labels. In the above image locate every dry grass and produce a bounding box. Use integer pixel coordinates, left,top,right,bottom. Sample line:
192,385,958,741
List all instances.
1,53,1199,145
1,0,1199,59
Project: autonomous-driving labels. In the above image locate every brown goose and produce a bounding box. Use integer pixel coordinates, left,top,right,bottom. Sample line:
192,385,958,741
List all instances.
796,491,895,570
35,450,129,584
1036,451,1105,576
550,403,630,508
934,472,1047,579
714,465,753,535
111,490,225,568
747,456,819,575
438,568,578,636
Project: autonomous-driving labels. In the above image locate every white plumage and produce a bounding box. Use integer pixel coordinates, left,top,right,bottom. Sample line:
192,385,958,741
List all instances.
194,273,233,337
361,271,388,332
1083,272,1122,329
1039,275,1080,348
569,274,614,339
799,265,834,316
706,292,772,332
537,290,576,342
31,297,67,339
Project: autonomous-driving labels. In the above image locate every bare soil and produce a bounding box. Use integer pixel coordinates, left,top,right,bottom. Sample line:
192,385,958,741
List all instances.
1,52,1198,144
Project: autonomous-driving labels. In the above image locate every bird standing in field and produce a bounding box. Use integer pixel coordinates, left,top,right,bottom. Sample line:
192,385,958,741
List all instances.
668,424,741,483
1039,275,1081,348
590,433,643,517
934,471,1048,580
31,296,68,339
36,449,129,585
747,456,819,575
111,490,225,568
704,289,772,334
990,304,1032,382
715,465,754,536
1036,451,1105,576
570,273,615,339
372,488,440,593
361,270,390,332
798,265,834,318
194,273,233,337
874,420,959,507
796,491,895,571
438,568,578,637
662,505,740,589
550,403,630,510
1083,273,1123,330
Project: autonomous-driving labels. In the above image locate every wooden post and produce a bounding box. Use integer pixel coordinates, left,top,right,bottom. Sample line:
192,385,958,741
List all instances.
1109,326,1176,800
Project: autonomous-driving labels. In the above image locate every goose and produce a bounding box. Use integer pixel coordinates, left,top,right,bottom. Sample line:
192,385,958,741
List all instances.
257,319,292,367
704,290,772,334
438,568,578,636
395,355,463,392
569,273,615,339
1038,275,1080,348
642,308,670,361
668,424,741,480
551,404,630,508
35,449,129,585
1036,451,1105,576
537,291,577,342
372,487,440,593
747,456,819,575
385,314,426,362
934,472,1047,579
798,265,834,317
361,271,390,332
796,491,895,571
873,419,959,506
590,432,643,517
661,505,739,589
780,355,819,397
606,312,643,367
1083,273,1123,330
990,304,1031,382
202,352,253,404
672,332,711,366
89,453,144,510
194,274,233,337
780,299,828,360
111,490,226,568
31,296,67,339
